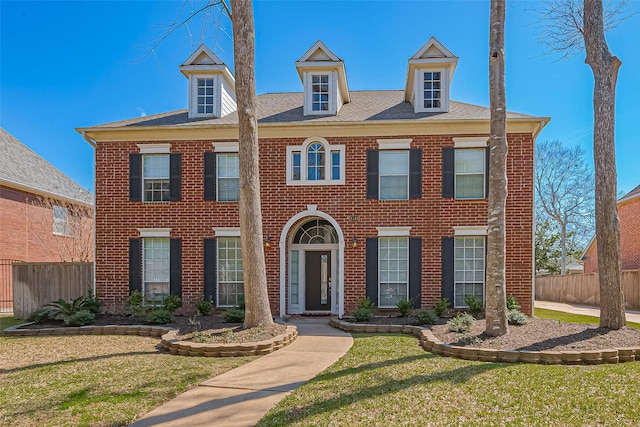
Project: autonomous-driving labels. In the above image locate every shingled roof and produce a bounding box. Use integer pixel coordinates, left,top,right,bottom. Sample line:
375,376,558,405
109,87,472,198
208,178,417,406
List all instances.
0,128,93,205
88,90,540,129
620,184,640,203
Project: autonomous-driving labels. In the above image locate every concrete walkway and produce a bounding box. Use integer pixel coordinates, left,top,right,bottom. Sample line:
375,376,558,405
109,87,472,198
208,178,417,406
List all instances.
535,300,640,324
130,318,353,427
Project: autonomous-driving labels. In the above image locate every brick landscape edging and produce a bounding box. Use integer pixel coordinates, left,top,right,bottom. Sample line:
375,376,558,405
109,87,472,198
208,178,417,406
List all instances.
4,322,298,357
329,318,638,365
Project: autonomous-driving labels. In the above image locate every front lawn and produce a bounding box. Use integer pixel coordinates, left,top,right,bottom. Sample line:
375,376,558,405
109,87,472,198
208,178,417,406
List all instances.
0,325,256,427
258,334,640,426
535,307,640,330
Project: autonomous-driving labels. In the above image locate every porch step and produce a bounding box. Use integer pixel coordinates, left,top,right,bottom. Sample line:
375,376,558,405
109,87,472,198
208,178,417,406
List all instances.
302,311,332,317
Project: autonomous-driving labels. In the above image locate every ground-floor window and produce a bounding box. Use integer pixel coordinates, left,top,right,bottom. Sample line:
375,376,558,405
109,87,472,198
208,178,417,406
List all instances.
143,238,170,304
454,236,485,307
378,236,409,307
218,237,243,306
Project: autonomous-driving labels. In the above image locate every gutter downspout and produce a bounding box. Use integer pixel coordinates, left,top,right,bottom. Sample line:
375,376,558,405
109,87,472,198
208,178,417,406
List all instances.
81,131,98,297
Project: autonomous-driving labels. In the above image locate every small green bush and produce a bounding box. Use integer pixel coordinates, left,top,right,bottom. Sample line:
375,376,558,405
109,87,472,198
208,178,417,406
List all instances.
84,290,101,314
464,295,484,318
433,298,450,317
64,310,95,326
506,295,521,311
413,310,438,325
507,309,528,325
146,309,173,324
447,312,474,333
352,307,372,322
28,307,55,323
396,297,413,317
163,295,182,313
222,307,245,323
356,296,374,310
195,296,213,316
125,290,147,316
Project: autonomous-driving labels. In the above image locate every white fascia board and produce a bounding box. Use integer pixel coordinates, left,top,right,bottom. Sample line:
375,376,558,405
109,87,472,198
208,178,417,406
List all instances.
213,227,241,237
137,143,172,154
138,228,172,237
376,226,412,237
453,226,488,236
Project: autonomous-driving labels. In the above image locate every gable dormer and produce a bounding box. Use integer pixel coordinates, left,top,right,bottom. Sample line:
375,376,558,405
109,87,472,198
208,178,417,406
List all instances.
180,45,236,119
404,37,458,113
295,41,350,116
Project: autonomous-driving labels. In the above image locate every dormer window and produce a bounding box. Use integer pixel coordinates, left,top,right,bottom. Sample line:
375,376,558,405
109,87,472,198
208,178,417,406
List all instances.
196,78,215,115
422,71,442,109
311,75,330,112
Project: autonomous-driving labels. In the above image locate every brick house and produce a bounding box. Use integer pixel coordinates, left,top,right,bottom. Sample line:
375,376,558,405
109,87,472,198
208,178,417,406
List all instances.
581,185,640,273
78,38,547,316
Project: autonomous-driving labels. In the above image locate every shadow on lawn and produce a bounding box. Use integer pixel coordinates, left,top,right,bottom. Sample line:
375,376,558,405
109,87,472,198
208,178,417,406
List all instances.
515,327,611,351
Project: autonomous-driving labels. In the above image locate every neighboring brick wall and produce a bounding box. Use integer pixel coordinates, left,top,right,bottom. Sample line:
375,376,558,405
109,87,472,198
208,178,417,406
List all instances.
94,133,535,315
0,186,94,262
582,197,640,273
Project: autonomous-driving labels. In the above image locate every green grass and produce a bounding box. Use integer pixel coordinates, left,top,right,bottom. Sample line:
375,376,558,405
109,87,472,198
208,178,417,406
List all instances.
258,334,640,426
0,329,256,427
535,307,640,330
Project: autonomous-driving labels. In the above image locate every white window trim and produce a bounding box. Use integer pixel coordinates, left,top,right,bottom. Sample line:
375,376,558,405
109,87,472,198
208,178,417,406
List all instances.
138,228,172,238
53,205,70,236
378,150,410,201
377,139,412,150
141,153,170,203
213,227,241,237
215,152,240,202
189,74,220,118
376,226,411,237
453,226,488,236
453,235,486,308
378,235,410,308
304,71,337,116
216,236,244,307
286,136,345,185
453,137,488,148
454,148,486,200
414,67,449,113
137,143,172,154
212,142,239,152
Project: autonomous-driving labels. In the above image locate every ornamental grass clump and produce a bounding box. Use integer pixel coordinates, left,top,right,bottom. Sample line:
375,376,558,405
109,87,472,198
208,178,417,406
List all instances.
447,312,474,333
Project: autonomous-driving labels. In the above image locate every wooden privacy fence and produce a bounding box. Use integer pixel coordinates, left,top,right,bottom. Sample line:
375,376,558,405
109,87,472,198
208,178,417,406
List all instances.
12,262,93,319
535,270,640,310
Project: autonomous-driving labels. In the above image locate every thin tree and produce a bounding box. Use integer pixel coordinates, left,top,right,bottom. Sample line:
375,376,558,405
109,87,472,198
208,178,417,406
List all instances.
535,140,594,275
485,0,509,336
537,0,629,328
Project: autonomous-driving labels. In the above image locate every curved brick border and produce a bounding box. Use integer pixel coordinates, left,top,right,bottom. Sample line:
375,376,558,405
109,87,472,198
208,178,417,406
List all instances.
329,318,638,365
4,322,298,357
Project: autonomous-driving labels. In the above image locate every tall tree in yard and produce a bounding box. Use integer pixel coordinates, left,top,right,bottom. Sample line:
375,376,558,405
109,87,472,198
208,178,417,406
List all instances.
538,0,627,328
485,0,509,336
230,0,274,328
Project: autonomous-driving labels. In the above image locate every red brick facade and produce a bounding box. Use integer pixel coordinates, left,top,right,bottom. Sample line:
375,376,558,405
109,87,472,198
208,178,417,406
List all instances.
582,192,640,273
93,132,535,315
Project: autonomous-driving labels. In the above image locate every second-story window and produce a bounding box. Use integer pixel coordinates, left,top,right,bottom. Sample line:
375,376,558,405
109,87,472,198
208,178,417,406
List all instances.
379,151,409,200
197,78,215,115
307,143,325,180
311,74,329,112
423,71,442,109
217,153,240,202
143,154,170,202
287,137,345,185
455,149,485,199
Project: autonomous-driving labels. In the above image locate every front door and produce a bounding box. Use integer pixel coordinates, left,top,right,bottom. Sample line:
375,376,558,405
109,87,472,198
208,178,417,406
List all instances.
305,251,331,311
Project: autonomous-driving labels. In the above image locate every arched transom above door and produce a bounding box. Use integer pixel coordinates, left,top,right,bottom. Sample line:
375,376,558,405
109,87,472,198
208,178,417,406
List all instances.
293,219,338,244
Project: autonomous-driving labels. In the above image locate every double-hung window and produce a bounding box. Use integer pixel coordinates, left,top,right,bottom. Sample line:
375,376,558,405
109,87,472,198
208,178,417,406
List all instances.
454,236,485,307
143,154,170,202
379,151,409,200
196,78,215,115
143,238,170,304
53,205,69,236
287,137,345,185
423,71,442,109
311,74,330,112
217,237,244,307
217,153,240,202
455,149,485,199
378,236,409,308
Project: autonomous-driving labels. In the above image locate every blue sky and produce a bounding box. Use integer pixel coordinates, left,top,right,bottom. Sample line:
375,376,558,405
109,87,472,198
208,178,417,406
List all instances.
1,0,638,194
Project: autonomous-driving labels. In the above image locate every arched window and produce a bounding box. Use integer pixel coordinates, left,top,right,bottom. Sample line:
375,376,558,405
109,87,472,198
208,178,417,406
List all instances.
293,219,338,244
307,143,325,180
286,137,345,185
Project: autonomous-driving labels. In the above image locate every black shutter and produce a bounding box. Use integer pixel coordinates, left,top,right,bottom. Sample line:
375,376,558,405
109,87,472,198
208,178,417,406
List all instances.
365,238,379,306
409,148,422,199
129,153,142,202
204,238,217,302
485,146,490,198
204,152,217,201
170,238,182,297
409,237,422,308
169,153,181,202
366,149,379,199
129,238,142,293
442,147,455,198
441,237,455,304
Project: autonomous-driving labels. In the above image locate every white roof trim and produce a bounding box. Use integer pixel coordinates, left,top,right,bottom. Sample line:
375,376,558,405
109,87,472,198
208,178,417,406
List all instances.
453,137,489,148
377,139,412,150
180,44,224,67
212,142,239,152
296,40,341,63
377,226,412,237
454,226,488,236
410,36,457,60
137,143,171,154
213,227,241,237
138,228,172,237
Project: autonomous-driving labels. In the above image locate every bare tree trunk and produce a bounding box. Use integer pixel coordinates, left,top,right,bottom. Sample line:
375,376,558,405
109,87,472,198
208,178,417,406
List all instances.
230,0,273,328
485,0,509,337
584,0,625,329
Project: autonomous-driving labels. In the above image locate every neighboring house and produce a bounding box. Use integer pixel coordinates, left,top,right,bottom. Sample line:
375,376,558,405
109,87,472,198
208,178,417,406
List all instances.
581,185,640,273
0,128,94,262
78,38,548,316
